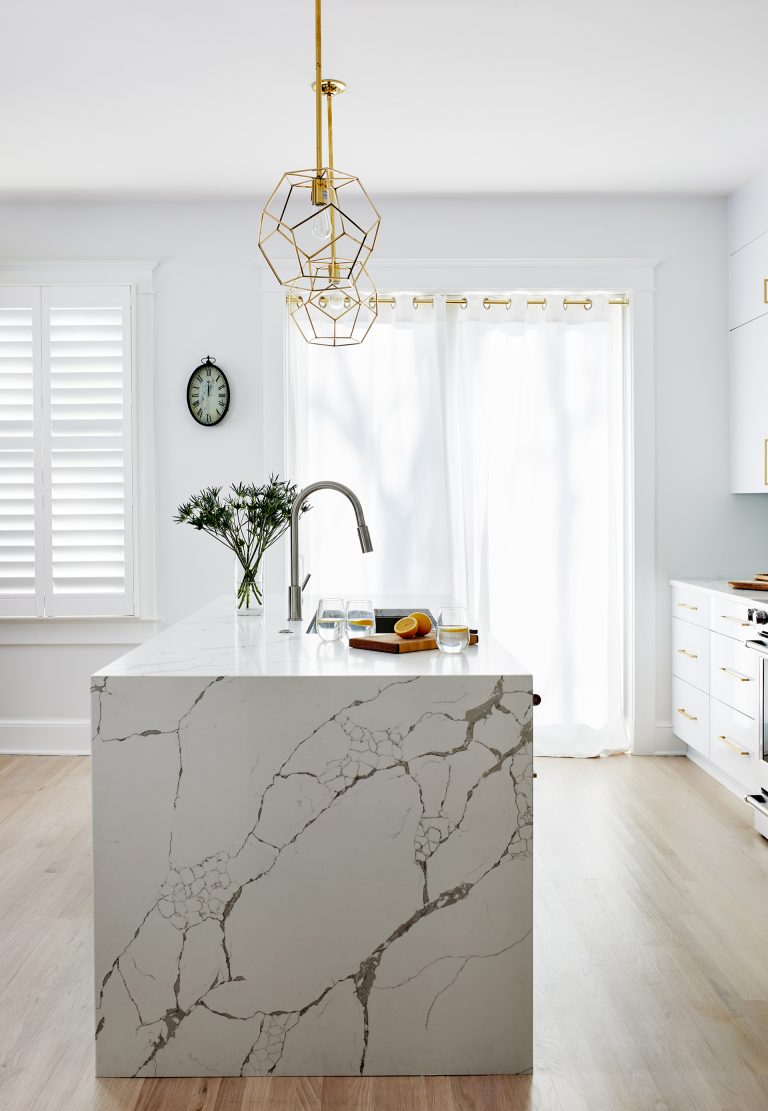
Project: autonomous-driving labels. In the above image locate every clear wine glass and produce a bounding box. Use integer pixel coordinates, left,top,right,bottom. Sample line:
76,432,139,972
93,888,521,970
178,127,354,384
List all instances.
437,606,470,654
316,597,345,642
346,599,375,639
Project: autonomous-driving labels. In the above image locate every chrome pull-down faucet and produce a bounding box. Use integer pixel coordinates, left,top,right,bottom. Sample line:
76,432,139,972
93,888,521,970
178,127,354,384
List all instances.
289,481,373,622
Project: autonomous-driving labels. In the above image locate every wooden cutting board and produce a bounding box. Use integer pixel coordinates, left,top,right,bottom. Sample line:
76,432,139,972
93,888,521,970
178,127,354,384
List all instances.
349,632,479,654
728,580,768,591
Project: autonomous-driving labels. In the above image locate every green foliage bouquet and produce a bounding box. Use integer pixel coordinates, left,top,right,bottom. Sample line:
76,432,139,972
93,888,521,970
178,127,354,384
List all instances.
175,475,308,613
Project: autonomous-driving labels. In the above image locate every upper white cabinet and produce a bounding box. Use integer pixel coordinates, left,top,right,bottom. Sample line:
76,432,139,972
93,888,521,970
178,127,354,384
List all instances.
730,314,768,492
731,231,768,330
729,168,768,492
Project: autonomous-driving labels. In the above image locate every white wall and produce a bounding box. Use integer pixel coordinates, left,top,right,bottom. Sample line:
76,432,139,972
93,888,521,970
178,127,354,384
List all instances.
1,195,762,753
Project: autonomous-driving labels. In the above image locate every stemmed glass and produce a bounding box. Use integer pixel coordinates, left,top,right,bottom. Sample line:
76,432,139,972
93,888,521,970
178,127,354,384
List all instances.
316,597,345,642
437,606,470,654
346,599,375,639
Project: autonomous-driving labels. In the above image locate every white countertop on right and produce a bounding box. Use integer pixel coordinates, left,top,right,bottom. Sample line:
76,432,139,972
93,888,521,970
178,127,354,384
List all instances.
671,577,768,608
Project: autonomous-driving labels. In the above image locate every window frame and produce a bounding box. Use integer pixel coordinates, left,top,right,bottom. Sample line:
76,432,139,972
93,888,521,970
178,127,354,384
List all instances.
0,261,157,635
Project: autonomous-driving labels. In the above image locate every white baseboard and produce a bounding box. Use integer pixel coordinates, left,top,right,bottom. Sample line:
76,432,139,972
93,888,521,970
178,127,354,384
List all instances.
0,718,90,756
651,721,686,756
685,747,750,801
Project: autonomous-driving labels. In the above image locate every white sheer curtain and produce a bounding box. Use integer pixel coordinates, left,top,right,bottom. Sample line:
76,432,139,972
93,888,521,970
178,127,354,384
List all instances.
287,295,628,757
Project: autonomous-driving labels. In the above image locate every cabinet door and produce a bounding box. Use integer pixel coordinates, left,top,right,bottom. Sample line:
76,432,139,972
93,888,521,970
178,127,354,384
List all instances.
710,632,759,719
709,698,762,792
730,314,768,492
731,230,768,330
672,677,709,757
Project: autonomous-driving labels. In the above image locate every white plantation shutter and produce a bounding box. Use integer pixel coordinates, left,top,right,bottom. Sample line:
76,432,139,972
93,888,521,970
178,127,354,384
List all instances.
0,284,134,617
0,289,40,615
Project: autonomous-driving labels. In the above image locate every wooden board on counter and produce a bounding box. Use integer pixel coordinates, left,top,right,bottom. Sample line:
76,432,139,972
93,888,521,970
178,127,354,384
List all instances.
728,580,768,591
349,632,479,654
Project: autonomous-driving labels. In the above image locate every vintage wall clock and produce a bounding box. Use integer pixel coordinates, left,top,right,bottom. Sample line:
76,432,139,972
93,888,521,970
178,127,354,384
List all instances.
187,356,230,426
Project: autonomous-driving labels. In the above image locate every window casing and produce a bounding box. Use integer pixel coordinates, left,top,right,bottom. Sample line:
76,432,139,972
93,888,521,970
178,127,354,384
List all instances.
0,284,134,617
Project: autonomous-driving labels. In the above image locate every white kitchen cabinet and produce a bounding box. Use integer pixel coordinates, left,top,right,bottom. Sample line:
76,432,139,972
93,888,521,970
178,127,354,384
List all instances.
672,618,709,692
671,584,710,628
672,676,709,757
670,579,763,798
730,314,768,492
710,596,753,639
730,230,768,330
709,699,760,786
710,633,758,719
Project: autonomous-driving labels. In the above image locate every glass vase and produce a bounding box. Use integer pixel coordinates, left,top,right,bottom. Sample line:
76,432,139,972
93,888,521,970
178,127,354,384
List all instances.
235,559,264,617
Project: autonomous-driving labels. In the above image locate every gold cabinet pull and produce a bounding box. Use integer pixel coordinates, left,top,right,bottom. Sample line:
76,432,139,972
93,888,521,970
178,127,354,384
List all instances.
677,602,699,611
677,707,698,721
677,648,698,659
717,734,749,756
764,277,768,304
719,666,752,682
720,615,750,627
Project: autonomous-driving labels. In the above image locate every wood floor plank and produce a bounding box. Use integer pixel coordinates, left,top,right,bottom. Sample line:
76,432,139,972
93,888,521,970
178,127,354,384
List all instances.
3,753,768,1109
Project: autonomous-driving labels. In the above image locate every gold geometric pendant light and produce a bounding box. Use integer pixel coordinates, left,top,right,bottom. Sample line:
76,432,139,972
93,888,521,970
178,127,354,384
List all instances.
259,0,381,346
287,263,377,347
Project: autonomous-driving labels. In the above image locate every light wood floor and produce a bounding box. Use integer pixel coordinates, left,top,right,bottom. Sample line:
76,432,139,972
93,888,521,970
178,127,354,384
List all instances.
2,754,768,1110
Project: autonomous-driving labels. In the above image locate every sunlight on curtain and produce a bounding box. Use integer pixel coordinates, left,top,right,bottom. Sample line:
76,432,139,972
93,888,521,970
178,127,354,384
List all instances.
287,295,628,757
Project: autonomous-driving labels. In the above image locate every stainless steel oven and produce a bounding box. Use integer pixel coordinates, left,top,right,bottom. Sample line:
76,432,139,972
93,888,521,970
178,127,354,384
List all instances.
746,607,768,767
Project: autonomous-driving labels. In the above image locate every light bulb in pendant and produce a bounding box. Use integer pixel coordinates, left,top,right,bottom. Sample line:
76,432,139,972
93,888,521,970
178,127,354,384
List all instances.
311,207,332,240
327,282,345,310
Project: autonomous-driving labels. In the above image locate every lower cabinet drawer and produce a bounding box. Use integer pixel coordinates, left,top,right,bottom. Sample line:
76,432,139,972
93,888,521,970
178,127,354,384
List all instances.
672,618,709,692
710,597,753,641
671,585,709,628
672,677,709,757
709,698,761,788
710,633,758,718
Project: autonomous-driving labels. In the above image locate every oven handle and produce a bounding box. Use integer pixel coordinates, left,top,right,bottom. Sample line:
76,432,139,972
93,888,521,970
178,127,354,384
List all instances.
748,643,768,767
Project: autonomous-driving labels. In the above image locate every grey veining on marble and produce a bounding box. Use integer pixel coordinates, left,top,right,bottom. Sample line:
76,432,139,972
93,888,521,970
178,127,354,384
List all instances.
92,607,532,1077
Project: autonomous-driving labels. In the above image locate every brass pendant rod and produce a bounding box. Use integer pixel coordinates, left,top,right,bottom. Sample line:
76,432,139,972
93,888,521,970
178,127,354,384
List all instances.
315,0,323,177
326,90,338,280
326,89,334,171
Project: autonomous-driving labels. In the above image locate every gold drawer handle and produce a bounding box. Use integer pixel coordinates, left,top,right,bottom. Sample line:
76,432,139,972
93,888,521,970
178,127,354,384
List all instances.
720,615,750,627
764,277,768,304
677,602,698,611
677,707,698,721
677,648,698,659
717,734,749,757
719,666,752,682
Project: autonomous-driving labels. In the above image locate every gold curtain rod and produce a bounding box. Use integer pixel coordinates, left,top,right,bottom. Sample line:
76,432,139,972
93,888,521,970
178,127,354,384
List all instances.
286,294,630,309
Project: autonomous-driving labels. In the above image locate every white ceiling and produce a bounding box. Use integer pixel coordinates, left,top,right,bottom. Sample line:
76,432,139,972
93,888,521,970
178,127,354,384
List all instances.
3,0,768,199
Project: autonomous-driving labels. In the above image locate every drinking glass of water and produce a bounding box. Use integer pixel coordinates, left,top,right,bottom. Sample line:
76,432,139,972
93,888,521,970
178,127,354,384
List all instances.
316,597,345,641
437,606,470,654
346,599,375,639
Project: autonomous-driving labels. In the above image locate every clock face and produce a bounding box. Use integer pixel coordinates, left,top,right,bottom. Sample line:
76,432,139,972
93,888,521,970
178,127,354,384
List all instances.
187,362,230,426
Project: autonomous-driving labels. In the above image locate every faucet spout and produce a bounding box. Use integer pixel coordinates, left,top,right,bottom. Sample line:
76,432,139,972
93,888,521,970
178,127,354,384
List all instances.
289,481,373,622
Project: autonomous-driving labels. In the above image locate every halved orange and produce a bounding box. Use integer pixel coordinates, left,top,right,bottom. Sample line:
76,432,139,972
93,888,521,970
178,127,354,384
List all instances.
394,615,419,639
408,611,432,636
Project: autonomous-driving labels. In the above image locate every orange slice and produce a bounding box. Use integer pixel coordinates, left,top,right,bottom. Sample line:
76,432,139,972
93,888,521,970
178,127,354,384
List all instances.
394,615,419,639
408,611,432,636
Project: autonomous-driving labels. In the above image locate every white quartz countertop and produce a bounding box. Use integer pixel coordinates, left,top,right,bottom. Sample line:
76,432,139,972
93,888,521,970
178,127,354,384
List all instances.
96,596,530,679
671,577,768,609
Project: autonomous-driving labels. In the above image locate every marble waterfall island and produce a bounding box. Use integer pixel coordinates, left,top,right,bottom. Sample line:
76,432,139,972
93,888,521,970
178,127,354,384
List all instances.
91,598,533,1077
